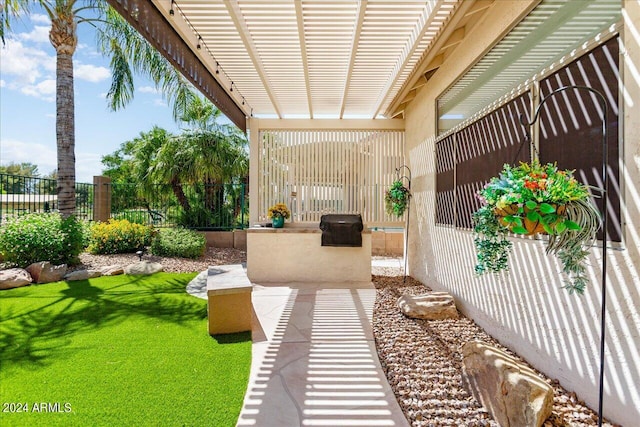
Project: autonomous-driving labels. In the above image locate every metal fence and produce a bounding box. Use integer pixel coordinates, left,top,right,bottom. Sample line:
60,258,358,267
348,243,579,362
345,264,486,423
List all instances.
109,182,248,230
0,174,94,222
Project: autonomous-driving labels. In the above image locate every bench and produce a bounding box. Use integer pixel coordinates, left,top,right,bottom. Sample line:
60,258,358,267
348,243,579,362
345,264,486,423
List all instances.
206,264,253,335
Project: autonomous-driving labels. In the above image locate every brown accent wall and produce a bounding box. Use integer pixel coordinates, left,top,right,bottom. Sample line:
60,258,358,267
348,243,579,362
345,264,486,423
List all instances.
539,36,621,241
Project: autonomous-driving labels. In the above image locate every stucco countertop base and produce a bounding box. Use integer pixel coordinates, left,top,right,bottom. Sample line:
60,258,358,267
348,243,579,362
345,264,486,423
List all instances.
246,224,371,283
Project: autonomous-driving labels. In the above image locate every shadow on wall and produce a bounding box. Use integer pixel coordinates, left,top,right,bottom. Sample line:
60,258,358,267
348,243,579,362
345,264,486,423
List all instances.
408,136,640,425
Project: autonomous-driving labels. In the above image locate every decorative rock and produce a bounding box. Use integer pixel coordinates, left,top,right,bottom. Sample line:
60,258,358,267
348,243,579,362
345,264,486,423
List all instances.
98,265,124,276
26,261,67,284
186,270,208,300
398,292,459,320
124,261,163,276
64,269,102,281
461,340,554,427
0,268,32,289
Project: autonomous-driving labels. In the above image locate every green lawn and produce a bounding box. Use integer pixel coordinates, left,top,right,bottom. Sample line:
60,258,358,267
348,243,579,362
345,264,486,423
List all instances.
0,273,251,427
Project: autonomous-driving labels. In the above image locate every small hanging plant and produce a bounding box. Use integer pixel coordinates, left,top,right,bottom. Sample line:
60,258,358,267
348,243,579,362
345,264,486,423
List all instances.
385,180,411,217
473,160,600,294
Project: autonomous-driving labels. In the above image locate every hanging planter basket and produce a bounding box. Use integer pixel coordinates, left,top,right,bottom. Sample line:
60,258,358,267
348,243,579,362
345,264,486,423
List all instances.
495,203,567,235
473,161,600,294
385,180,411,217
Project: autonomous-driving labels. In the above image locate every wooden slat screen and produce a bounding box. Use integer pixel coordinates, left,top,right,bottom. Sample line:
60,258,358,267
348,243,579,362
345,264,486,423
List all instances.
454,93,532,229
538,36,621,242
259,130,404,224
435,135,455,225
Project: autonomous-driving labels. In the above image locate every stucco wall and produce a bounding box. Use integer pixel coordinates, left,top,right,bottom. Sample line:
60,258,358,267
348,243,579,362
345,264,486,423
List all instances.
404,1,640,425
246,228,371,283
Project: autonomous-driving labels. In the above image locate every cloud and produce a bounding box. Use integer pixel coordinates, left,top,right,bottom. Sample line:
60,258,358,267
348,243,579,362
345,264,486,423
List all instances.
19,25,50,44
75,152,105,183
0,139,104,184
0,80,5,87
75,63,110,82
153,99,168,107
0,138,57,176
30,14,51,25
138,86,160,94
21,79,56,102
0,38,55,84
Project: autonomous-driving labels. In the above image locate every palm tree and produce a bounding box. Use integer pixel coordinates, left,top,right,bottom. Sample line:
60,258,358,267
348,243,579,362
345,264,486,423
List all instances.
1,1,102,217
150,114,248,224
97,6,197,121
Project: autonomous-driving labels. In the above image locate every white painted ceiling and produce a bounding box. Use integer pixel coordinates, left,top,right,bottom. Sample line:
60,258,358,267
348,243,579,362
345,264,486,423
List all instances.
159,0,620,122
163,0,459,119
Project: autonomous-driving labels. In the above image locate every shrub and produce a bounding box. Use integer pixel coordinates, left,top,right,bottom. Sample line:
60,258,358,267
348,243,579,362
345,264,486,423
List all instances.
151,228,206,259
0,213,86,267
88,219,154,255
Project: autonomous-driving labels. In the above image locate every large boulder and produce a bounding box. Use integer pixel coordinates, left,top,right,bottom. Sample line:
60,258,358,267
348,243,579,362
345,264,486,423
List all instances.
397,292,459,320
0,268,32,290
64,269,102,282
98,265,124,276
26,262,67,284
461,340,553,427
124,261,163,276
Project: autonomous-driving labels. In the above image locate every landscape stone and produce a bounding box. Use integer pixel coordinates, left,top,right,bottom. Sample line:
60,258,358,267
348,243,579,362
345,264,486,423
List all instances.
124,261,163,276
397,292,459,320
461,340,553,427
64,269,102,281
26,261,67,284
186,270,208,300
98,265,124,276
0,268,32,289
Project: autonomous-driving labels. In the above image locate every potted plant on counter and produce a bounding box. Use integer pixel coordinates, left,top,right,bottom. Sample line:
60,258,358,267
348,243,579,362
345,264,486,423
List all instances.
473,160,600,294
267,203,290,228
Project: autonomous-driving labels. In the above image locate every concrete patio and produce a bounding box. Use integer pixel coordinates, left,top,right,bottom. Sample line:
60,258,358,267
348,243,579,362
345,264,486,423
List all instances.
236,278,408,427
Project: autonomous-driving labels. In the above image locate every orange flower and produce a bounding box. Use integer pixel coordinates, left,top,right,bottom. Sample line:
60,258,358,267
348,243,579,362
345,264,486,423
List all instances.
524,180,538,190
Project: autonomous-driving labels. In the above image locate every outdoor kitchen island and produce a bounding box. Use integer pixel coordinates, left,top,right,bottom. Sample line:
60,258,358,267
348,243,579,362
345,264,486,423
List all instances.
246,221,371,283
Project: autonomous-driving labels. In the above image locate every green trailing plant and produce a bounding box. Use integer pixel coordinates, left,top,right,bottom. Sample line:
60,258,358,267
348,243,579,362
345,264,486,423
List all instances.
385,180,411,217
87,219,155,255
151,227,206,259
0,213,86,267
473,161,601,294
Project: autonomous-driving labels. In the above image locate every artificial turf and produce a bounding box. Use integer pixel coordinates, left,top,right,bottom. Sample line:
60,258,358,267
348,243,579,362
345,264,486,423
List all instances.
0,273,251,427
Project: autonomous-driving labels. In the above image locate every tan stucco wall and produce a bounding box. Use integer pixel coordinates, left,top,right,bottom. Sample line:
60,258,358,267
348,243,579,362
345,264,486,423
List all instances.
403,1,640,425
246,228,371,283
199,230,247,250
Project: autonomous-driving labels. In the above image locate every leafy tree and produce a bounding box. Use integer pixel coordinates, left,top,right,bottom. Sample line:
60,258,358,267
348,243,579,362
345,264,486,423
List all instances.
0,162,39,194
101,126,173,217
101,98,248,227
0,162,40,177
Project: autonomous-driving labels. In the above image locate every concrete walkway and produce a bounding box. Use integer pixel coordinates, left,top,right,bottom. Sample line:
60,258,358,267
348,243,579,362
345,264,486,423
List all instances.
235,278,409,427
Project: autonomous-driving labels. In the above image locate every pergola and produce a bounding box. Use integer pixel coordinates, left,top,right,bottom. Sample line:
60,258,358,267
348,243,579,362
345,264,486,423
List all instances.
104,1,640,426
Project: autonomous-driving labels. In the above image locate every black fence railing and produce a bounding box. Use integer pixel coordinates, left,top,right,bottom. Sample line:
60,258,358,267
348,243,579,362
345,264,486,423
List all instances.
0,174,94,222
0,174,248,230
109,182,249,230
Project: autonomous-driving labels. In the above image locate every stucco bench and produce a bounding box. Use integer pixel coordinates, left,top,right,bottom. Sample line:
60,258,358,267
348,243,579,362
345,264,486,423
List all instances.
206,264,252,335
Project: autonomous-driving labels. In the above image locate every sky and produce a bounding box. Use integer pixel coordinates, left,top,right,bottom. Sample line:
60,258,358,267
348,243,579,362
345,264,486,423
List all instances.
0,10,183,183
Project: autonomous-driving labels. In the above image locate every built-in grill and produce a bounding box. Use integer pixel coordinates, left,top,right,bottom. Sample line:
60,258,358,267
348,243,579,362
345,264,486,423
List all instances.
319,214,363,247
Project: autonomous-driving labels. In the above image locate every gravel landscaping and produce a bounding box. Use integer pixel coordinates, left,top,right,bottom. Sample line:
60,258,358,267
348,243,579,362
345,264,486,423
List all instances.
74,250,615,426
